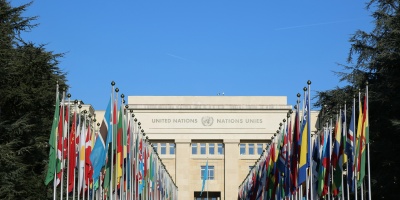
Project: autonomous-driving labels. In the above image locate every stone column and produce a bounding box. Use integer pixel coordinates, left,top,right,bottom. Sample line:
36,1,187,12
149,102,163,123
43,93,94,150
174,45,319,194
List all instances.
224,139,240,200
175,139,191,200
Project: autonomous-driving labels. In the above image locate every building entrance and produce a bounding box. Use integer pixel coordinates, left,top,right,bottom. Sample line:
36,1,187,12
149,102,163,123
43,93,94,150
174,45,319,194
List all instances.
194,191,221,200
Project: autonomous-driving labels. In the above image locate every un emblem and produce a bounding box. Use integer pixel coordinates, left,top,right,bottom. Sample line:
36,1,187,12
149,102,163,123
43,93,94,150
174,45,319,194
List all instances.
201,116,214,126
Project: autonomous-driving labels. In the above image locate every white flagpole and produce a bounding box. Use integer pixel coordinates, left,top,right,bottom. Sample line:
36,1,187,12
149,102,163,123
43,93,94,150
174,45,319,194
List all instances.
120,95,124,200
288,111,293,200
344,103,348,200
341,169,345,200
361,182,364,200
296,94,301,200
87,178,89,200
328,116,332,200
60,90,66,200
110,83,115,200
366,83,372,200
66,94,71,200
130,114,134,200
345,101,351,200
207,156,208,200
77,104,82,200
133,119,137,200
307,81,313,200
301,87,307,200
83,112,87,200
115,89,119,200
355,92,360,200
73,101,78,200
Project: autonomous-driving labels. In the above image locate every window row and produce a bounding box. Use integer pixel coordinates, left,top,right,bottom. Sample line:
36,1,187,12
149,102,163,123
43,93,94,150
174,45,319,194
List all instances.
192,143,224,155
152,143,175,155
239,143,267,155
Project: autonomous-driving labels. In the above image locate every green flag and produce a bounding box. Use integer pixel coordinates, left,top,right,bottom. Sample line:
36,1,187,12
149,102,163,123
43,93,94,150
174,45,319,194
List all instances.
45,88,60,185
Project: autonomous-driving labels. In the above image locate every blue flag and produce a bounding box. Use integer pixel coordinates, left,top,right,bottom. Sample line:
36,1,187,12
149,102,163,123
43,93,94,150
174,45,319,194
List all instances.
90,96,111,185
200,160,208,196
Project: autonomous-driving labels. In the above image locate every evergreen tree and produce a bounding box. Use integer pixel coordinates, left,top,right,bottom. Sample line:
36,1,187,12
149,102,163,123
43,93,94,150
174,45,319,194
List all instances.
315,0,400,198
0,0,68,199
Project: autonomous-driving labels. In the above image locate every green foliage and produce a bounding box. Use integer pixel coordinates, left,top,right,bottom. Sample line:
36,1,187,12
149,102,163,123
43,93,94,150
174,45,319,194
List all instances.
316,0,400,198
0,0,68,199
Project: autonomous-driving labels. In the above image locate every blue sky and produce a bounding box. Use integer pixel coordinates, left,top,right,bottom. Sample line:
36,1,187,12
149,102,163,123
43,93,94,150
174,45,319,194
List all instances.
17,0,373,110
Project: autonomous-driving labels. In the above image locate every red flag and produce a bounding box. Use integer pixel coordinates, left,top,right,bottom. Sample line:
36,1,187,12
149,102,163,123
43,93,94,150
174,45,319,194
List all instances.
68,111,77,192
56,101,64,186
84,124,93,190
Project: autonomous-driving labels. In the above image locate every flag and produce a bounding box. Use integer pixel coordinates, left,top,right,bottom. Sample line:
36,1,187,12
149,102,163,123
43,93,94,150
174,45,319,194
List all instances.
200,160,208,196
347,104,355,192
55,97,65,186
291,106,300,192
298,93,310,185
44,87,60,185
84,122,93,190
358,95,367,186
318,127,331,196
277,127,287,173
355,94,363,187
284,119,292,197
116,104,123,188
78,115,86,194
68,110,77,192
331,113,341,169
322,125,332,196
311,131,322,198
126,119,131,190
90,96,111,185
332,111,345,196
138,137,144,194
103,98,117,194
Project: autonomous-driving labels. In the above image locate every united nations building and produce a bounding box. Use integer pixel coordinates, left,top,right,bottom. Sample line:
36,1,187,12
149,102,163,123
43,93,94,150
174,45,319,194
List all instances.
95,96,318,200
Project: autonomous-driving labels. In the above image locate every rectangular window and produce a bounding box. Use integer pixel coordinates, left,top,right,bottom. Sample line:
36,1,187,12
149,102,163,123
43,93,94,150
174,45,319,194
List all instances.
248,143,254,155
257,143,263,155
201,165,215,180
192,143,197,154
217,143,223,155
160,143,166,155
209,166,215,180
153,143,158,153
240,143,246,155
200,143,206,155
209,143,215,155
169,143,175,155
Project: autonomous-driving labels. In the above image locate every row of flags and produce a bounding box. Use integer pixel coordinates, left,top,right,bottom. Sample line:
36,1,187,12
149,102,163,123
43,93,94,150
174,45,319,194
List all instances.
45,83,178,200
238,83,371,200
